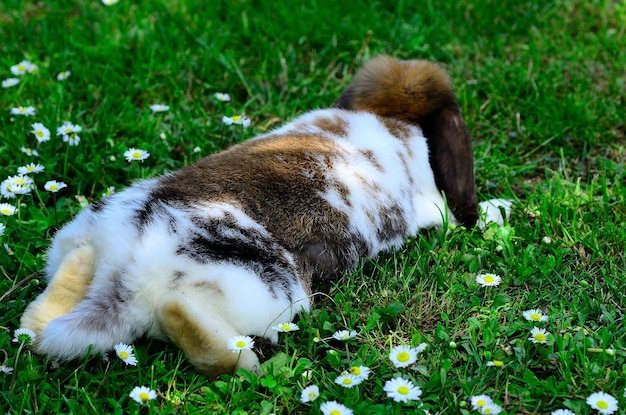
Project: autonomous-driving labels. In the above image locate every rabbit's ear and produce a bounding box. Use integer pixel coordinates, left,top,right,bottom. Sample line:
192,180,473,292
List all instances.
420,105,479,227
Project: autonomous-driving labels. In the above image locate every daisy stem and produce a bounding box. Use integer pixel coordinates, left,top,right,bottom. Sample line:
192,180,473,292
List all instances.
9,342,26,393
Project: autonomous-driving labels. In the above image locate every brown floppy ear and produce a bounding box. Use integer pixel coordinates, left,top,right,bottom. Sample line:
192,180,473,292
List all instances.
419,105,479,227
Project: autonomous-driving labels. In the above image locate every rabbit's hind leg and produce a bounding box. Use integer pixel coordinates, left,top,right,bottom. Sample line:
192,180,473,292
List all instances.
20,244,96,337
157,293,260,378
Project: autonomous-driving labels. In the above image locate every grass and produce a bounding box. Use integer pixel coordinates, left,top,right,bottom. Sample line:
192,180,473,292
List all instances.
1,0,625,413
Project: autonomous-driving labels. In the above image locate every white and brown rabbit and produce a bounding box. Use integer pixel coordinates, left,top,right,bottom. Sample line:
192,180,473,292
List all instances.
20,56,510,377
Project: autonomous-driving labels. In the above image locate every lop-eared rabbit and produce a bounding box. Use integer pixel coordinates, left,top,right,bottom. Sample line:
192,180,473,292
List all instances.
21,56,510,377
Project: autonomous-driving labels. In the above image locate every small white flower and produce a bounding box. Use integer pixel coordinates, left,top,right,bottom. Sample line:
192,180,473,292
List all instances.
2,78,20,88
542,236,552,244
4,243,14,255
414,342,427,353
271,322,299,332
44,180,68,193
389,345,419,368
0,223,5,237
114,343,138,366
384,377,422,403
57,121,82,146
486,360,504,367
1,175,34,198
10,106,36,116
123,148,150,162
20,147,39,157
18,163,45,175
470,395,494,410
193,146,201,153
0,363,13,374
0,203,17,216
551,410,576,415
226,335,255,352
129,386,157,405
332,330,357,341
214,92,231,102
586,391,618,415
31,122,51,143
222,115,251,127
334,373,362,388
320,400,353,415
101,0,120,5
56,71,71,81
300,384,320,403
528,327,550,344
10,60,37,75
475,273,502,287
13,328,36,344
522,309,549,322
102,186,116,198
349,365,371,381
150,104,169,112
481,402,503,414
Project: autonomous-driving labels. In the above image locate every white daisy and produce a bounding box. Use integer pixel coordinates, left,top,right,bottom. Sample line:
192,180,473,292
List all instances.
271,322,299,332
4,243,14,255
226,335,255,352
150,104,169,112
320,400,353,415
384,377,422,403
114,343,138,366
214,92,231,102
44,180,67,193
129,386,157,405
332,330,358,341
31,122,51,143
0,223,5,237
222,115,251,127
2,78,20,88
551,410,576,415
522,309,549,322
0,203,17,216
10,60,37,75
10,106,36,116
334,373,362,388
481,402,503,414
486,360,504,367
470,395,494,410
475,273,502,287
349,365,371,381
101,0,120,5
0,363,13,374
389,345,419,368
1,175,34,198
528,327,550,344
20,147,39,157
102,186,116,198
13,328,36,344
300,384,320,403
586,391,618,415
123,148,150,162
56,71,71,81
17,163,45,175
57,121,82,146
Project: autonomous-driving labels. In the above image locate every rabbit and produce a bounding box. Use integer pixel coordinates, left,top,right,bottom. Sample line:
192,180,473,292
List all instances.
20,55,511,377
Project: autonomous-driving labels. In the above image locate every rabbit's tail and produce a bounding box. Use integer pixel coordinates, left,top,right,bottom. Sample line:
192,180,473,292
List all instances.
333,55,479,226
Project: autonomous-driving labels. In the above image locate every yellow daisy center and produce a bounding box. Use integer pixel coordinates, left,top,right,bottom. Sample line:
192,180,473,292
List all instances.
330,410,341,415
139,392,149,402
36,130,44,137
132,152,142,159
232,115,242,122
1,208,11,215
597,400,609,409
18,64,26,71
342,378,353,385
477,399,487,406
398,385,410,395
350,366,360,375
484,275,495,283
484,408,492,414
534,333,546,342
530,313,541,321
49,185,59,191
397,351,410,362
119,351,129,359
235,340,246,348
492,360,504,367
280,324,291,330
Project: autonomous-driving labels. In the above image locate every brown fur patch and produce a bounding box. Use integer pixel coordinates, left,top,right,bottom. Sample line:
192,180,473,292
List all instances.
312,115,349,137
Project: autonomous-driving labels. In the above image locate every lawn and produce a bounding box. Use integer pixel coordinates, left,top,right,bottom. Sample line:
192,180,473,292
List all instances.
1,0,625,414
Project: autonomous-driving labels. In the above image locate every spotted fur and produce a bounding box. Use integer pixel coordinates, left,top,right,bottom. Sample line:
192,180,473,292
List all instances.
20,56,511,377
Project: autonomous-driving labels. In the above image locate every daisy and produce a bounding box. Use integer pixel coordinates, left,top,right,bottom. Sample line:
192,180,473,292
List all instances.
481,402,503,414
0,223,5,237
528,327,550,344
102,186,116,198
20,147,39,157
522,309,549,322
470,395,494,410
271,322,299,332
586,392,618,415
384,377,422,403
349,365,371,381
475,273,502,287
31,122,51,143
320,401,353,415
332,330,358,341
150,104,169,112
18,163,45,175
542,236,552,244
114,343,138,366
0,363,13,374
10,60,37,75
123,148,150,162
222,115,251,127
226,335,255,352
13,328,36,344
389,345,419,368
334,373,362,388
0,203,16,216
101,0,120,5
57,121,82,146
214,92,231,102
4,243,14,255
1,175,34,198
2,78,19,88
486,360,504,367
56,71,71,81
10,106,36,116
129,386,157,405
300,384,320,403
551,410,575,415
44,180,67,193
414,342,428,353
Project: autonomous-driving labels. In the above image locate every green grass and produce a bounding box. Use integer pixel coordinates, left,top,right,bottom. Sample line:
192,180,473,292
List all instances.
1,0,625,413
